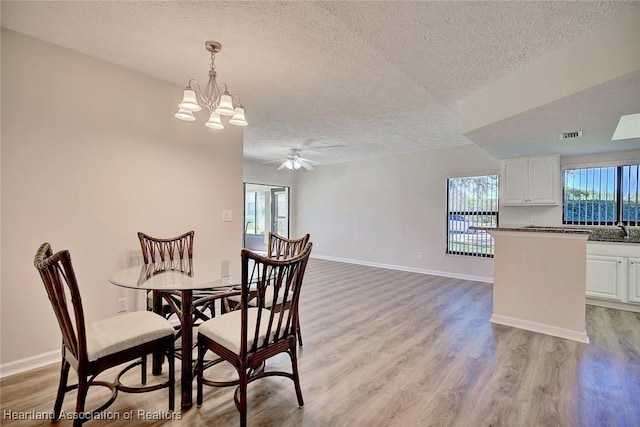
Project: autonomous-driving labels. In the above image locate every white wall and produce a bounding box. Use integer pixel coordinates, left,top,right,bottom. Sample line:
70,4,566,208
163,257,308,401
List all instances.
293,144,500,282
1,30,244,371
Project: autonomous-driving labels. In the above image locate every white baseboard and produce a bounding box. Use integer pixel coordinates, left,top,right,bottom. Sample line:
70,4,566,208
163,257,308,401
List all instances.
311,254,493,284
0,349,59,379
490,314,590,344
587,298,640,313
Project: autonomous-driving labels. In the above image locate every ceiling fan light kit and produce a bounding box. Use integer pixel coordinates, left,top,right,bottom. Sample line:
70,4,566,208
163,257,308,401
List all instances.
281,159,302,170
175,40,247,129
271,149,320,171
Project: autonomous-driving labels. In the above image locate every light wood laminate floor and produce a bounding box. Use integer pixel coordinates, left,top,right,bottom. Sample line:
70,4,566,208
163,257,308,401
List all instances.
2,258,639,426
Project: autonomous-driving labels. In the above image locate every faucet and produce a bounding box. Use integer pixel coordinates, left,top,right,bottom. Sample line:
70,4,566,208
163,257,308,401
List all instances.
617,222,630,239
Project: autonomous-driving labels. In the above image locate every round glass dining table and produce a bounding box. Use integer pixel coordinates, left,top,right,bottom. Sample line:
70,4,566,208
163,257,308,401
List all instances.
109,257,238,410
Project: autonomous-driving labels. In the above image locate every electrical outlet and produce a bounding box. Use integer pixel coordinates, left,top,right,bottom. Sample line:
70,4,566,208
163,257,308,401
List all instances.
117,298,128,313
416,251,423,259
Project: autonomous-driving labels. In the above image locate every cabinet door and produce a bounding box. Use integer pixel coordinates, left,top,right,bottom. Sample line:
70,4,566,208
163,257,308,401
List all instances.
501,158,527,205
586,255,625,301
628,258,640,304
528,156,558,204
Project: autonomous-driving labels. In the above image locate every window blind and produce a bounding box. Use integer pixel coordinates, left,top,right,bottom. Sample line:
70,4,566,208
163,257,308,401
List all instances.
446,175,498,257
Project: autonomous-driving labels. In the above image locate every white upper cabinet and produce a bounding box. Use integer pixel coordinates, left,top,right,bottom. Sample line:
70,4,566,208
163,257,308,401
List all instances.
501,158,528,204
501,155,560,205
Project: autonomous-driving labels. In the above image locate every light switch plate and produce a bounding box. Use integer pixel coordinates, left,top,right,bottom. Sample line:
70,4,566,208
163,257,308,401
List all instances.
222,210,233,222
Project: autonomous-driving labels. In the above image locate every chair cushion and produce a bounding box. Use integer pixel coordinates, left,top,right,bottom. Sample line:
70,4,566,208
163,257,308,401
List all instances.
86,311,175,361
198,308,284,354
226,287,293,307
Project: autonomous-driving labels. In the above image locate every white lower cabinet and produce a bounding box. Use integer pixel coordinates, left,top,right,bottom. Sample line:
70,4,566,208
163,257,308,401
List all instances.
586,243,640,309
586,255,625,301
628,258,640,304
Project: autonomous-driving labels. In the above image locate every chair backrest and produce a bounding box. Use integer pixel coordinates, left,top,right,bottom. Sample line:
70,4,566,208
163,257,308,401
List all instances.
138,231,194,264
34,243,88,366
240,242,312,355
267,232,310,260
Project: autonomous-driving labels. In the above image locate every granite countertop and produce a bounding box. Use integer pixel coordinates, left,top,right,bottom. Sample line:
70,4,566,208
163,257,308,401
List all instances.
471,225,639,244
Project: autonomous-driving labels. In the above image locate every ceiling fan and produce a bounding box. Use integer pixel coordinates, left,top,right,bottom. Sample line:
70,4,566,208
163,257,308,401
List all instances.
264,149,320,171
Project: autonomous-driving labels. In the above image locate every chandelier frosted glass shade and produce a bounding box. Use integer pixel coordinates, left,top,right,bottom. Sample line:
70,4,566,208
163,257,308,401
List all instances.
175,40,247,129
214,94,235,116
178,89,201,112
175,108,196,121
229,107,248,126
205,112,224,129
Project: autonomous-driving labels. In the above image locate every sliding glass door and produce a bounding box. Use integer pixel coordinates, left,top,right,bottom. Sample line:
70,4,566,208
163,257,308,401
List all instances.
244,183,289,251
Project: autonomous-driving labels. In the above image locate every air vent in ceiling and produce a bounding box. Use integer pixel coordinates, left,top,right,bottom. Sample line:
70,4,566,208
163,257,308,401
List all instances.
558,130,583,140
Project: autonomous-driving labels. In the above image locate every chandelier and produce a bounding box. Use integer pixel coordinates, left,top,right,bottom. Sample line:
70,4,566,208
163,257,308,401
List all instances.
175,40,247,129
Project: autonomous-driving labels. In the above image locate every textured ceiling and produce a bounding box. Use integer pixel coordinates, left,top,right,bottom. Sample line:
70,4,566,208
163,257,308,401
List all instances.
1,1,636,166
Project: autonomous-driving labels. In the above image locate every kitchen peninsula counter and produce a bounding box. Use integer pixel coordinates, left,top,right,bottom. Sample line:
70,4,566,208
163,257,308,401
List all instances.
474,225,592,235
480,226,591,343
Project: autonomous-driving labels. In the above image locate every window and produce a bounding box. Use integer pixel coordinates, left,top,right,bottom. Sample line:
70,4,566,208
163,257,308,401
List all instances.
243,183,290,251
446,174,499,257
244,190,266,235
563,164,639,226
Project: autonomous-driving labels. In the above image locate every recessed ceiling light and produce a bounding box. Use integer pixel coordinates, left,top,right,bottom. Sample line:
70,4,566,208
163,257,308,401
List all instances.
611,113,640,141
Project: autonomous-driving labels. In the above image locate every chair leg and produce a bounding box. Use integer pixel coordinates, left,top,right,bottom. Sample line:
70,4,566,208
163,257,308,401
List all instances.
235,366,248,427
297,324,303,347
196,338,204,407
74,376,89,427
53,359,70,421
141,355,147,385
290,348,304,407
167,345,175,411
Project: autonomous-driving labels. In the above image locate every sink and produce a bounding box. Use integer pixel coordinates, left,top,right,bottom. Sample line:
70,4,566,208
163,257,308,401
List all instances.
589,228,639,243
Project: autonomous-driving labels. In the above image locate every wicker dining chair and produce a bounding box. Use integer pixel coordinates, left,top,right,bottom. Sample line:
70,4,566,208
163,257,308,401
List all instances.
268,232,310,260
196,242,313,427
137,231,223,325
34,242,175,426
227,232,310,345
266,232,310,345
138,231,194,320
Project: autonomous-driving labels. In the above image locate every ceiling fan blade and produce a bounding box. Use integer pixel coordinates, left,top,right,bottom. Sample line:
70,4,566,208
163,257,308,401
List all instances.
298,157,320,164
279,143,346,150
297,158,314,170
277,161,288,170
263,159,285,165
305,144,347,151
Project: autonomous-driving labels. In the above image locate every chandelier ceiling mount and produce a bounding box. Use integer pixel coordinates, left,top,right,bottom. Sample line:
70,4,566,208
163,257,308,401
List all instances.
205,40,222,54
